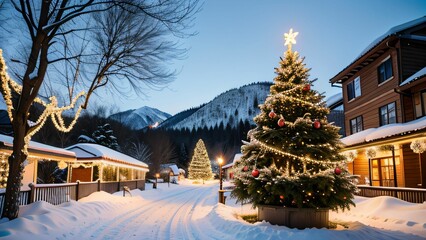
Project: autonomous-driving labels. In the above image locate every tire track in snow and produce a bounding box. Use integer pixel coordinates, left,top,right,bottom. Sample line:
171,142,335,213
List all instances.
179,185,229,240
138,185,214,239
161,186,213,240
74,187,197,240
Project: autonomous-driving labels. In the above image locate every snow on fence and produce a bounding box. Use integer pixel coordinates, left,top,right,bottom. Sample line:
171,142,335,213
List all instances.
356,185,426,203
0,190,30,216
29,182,77,205
0,179,146,218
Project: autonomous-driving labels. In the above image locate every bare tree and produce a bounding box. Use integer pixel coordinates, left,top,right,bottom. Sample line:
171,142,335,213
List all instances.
148,132,178,176
0,0,201,220
127,140,152,164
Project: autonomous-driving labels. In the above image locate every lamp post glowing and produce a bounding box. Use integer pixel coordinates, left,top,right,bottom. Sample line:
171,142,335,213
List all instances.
218,157,223,190
218,157,224,204
154,173,160,189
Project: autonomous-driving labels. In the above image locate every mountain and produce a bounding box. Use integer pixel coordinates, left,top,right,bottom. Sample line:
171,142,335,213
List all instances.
160,82,272,130
157,106,202,129
109,106,171,130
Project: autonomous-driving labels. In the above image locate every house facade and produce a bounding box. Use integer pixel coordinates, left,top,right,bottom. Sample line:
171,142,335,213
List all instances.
66,143,149,183
222,153,242,181
0,134,76,189
160,163,180,183
330,16,426,188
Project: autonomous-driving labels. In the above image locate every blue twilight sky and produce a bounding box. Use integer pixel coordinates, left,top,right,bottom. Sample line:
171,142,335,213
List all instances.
105,0,426,115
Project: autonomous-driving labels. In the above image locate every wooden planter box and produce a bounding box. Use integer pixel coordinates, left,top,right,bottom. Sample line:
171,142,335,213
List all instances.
258,205,329,229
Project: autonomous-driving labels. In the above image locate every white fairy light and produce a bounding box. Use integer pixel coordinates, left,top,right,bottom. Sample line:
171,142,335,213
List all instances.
0,49,85,156
249,132,347,166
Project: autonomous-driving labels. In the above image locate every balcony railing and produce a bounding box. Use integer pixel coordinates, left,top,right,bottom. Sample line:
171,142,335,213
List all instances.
356,185,426,203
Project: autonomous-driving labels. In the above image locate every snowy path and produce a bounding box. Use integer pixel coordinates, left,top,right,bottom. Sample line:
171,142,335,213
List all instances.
76,184,227,240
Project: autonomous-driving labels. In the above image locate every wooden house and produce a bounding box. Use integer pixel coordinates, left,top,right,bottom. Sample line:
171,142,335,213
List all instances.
326,93,345,137
160,163,180,183
66,143,149,183
0,134,76,189
222,153,242,181
329,16,426,188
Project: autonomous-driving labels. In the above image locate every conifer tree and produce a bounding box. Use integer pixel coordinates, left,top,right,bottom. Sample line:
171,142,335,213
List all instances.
78,123,120,151
188,139,213,180
231,29,356,211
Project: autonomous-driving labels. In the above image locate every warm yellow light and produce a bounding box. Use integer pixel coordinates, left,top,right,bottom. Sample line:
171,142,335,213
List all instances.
0,49,85,156
284,28,299,50
217,157,223,165
155,173,160,178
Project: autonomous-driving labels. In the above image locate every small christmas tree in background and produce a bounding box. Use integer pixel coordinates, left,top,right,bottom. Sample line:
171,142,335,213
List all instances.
188,139,213,181
231,29,356,211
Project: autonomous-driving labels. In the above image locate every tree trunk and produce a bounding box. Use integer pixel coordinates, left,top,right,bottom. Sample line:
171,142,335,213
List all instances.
2,121,28,219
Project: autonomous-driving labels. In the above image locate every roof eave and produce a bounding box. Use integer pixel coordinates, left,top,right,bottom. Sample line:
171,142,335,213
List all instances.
342,128,426,151
398,75,426,91
329,35,398,85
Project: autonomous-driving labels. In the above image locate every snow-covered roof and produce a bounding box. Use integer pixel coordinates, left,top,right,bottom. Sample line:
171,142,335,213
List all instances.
325,92,343,108
341,116,426,147
399,67,426,87
0,134,76,161
66,143,148,169
222,153,242,169
161,163,179,175
331,16,426,83
357,16,426,59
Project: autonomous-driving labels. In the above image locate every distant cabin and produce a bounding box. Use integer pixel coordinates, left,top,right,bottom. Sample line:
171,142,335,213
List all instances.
222,153,242,181
160,163,180,183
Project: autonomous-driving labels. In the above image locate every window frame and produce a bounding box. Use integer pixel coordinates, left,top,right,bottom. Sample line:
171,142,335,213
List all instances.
377,56,393,84
379,102,397,126
347,76,361,102
349,115,363,134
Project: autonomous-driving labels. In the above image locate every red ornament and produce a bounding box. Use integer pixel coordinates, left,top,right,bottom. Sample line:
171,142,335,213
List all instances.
243,166,248,172
334,167,342,175
303,84,311,91
313,120,321,129
251,169,260,178
268,110,276,118
277,118,285,127
279,195,284,200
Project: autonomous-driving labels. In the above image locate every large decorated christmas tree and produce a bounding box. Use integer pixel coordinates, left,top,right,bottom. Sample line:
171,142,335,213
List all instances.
231,29,356,211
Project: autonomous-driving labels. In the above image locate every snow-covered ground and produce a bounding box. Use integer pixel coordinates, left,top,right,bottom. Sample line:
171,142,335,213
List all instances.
0,180,425,240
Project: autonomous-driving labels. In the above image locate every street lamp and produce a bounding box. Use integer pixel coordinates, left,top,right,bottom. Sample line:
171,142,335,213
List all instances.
217,157,224,204
154,173,160,189
218,157,223,190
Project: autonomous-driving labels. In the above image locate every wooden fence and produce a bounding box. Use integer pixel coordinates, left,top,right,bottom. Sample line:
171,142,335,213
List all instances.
356,185,426,203
0,179,145,217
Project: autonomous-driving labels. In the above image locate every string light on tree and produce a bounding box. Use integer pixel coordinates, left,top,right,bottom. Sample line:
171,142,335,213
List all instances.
0,50,85,156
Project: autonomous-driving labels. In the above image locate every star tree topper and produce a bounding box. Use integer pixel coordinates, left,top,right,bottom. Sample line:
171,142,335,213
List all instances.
284,28,299,51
